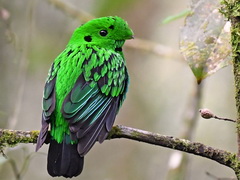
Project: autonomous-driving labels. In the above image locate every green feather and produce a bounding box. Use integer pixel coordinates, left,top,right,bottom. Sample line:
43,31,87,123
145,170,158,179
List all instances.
101,64,108,76
93,72,100,81
88,98,112,125
43,98,52,111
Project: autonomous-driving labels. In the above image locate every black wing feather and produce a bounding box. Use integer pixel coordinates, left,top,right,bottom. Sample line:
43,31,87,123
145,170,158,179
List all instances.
36,75,56,151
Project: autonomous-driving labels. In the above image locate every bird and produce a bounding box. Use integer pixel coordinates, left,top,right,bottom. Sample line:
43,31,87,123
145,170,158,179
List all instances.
35,16,134,178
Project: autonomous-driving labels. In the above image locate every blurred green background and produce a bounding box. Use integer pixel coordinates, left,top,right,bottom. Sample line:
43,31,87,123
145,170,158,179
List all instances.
0,0,237,179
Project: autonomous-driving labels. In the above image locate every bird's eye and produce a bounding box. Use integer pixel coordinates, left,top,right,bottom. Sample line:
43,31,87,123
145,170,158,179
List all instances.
99,30,108,37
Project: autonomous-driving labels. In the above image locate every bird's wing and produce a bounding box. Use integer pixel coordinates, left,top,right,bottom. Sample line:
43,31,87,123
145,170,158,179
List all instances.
36,62,60,151
61,48,128,156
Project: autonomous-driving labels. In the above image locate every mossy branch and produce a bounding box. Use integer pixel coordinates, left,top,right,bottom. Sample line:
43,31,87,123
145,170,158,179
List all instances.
109,125,239,175
220,0,240,158
0,125,239,177
0,129,39,147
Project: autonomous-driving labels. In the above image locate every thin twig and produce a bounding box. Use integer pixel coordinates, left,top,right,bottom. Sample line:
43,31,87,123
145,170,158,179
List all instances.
214,116,236,123
199,108,236,123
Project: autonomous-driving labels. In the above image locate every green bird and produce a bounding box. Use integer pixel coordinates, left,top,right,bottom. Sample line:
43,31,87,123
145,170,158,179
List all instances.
36,16,133,178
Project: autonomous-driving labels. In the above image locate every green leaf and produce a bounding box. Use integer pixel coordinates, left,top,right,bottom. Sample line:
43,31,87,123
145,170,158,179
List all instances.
180,0,232,83
162,9,192,24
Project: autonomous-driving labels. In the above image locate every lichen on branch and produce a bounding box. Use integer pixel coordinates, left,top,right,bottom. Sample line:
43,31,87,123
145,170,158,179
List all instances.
220,0,240,161
0,125,238,175
0,129,38,148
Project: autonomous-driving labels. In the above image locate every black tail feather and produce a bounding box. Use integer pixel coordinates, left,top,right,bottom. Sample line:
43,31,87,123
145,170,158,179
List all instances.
47,139,84,178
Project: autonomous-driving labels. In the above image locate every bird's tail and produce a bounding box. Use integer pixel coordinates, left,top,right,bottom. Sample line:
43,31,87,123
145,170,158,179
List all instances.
47,138,84,178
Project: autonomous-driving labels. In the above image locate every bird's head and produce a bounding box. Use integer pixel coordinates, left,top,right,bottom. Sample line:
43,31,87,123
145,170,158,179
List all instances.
68,16,134,50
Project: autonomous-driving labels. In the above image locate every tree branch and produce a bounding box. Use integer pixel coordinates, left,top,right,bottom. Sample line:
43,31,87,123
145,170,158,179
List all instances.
0,125,239,176
0,129,38,146
220,0,240,159
109,125,238,171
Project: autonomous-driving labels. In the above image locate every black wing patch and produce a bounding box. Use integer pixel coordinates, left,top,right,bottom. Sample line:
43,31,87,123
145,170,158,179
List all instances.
36,64,57,152
61,73,121,156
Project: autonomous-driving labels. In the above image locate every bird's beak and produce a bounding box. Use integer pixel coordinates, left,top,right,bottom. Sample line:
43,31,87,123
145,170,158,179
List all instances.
127,35,134,40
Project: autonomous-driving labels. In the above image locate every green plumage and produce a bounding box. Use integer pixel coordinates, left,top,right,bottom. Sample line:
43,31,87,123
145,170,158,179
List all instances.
36,16,133,178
